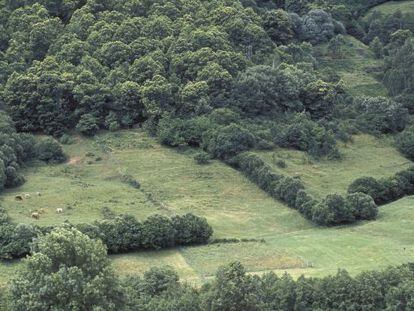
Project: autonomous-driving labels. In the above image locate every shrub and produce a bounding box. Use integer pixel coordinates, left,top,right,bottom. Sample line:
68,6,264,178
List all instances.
205,124,256,160
354,97,408,134
295,190,318,218
172,213,213,245
396,126,414,160
120,173,140,189
348,176,384,203
345,192,378,220
142,215,176,249
76,114,99,137
275,159,287,168
194,152,211,165
274,114,340,159
58,134,74,145
276,177,305,207
35,138,66,163
312,194,354,226
348,167,414,206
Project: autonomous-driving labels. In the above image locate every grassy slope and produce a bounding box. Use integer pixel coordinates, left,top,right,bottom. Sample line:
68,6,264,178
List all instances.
364,0,414,16
256,134,411,199
315,35,388,97
1,131,413,285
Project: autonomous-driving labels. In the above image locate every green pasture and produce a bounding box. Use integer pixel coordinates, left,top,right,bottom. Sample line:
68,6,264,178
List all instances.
0,131,413,285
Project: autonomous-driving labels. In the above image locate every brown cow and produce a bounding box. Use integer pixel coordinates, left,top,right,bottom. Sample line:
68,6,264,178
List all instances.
15,195,23,201
31,212,40,220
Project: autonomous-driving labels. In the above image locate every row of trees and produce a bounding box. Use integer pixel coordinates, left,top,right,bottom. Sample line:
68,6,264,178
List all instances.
231,152,377,225
348,166,414,205
0,210,213,259
4,227,414,310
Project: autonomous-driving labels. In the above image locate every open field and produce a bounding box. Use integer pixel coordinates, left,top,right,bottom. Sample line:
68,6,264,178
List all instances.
256,134,411,199
315,35,388,97
1,130,414,285
365,0,414,17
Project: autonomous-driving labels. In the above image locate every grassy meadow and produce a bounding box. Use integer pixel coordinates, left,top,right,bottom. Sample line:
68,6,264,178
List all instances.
256,134,411,199
315,35,388,97
1,130,414,285
365,0,414,17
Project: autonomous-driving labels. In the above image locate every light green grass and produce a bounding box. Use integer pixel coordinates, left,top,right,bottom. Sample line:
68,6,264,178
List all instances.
316,35,388,97
1,130,413,285
365,1,414,17
256,134,411,198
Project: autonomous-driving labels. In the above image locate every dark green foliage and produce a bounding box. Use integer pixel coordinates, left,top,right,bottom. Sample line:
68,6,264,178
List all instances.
312,194,355,226
141,214,176,249
120,173,140,189
205,124,256,160
275,159,286,168
123,261,414,311
348,176,384,201
35,137,66,163
202,261,260,311
274,114,340,159
262,9,294,45
354,97,408,134
172,213,213,245
348,167,414,205
396,126,414,161
346,192,378,220
383,37,414,97
10,227,125,311
370,36,384,58
0,212,213,259
234,152,378,225
75,114,99,137
194,152,211,165
0,207,39,260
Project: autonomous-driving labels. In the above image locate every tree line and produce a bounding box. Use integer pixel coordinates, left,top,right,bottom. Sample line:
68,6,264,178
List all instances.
232,152,378,226
0,209,213,259
2,227,413,310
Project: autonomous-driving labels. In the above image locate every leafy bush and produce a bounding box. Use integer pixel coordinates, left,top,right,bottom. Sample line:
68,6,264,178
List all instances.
348,176,384,203
120,173,140,189
194,152,211,165
204,124,256,160
35,137,66,163
312,194,354,226
348,167,414,205
76,114,99,137
275,159,287,168
346,192,378,220
172,213,213,245
354,97,408,134
274,114,340,159
396,126,414,160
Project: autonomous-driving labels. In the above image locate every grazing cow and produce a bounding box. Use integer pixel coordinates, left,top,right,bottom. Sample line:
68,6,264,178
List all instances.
31,212,40,219
56,208,63,214
25,193,31,199
15,195,23,201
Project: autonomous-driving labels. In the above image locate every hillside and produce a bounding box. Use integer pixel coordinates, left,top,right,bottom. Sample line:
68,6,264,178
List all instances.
315,35,388,97
0,0,414,309
365,0,414,16
1,130,413,285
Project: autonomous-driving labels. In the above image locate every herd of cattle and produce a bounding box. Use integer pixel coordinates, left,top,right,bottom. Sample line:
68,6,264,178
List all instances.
15,192,64,220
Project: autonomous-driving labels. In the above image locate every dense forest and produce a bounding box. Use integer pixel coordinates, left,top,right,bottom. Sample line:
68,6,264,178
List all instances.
0,0,414,309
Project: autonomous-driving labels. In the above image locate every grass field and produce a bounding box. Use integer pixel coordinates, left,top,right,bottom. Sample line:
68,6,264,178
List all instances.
365,1,414,17
0,130,414,286
256,134,411,199
315,35,388,97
